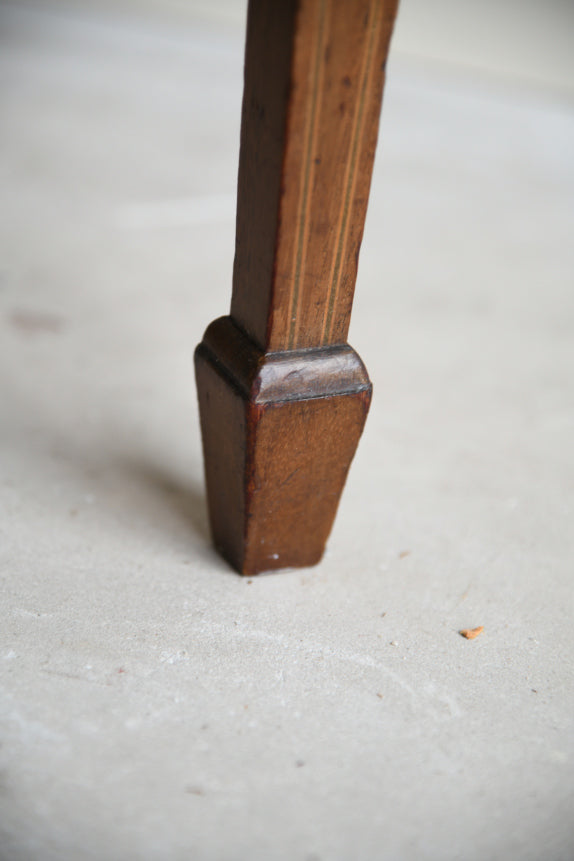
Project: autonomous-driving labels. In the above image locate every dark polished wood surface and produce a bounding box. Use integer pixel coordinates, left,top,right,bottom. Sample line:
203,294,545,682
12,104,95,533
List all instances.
196,0,399,574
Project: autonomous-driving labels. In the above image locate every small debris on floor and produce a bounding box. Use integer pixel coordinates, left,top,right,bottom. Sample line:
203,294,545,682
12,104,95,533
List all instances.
459,626,484,640
398,550,410,559
390,640,399,646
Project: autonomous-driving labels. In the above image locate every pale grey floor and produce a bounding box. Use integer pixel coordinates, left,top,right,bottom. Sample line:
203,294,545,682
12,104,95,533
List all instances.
1,2,573,860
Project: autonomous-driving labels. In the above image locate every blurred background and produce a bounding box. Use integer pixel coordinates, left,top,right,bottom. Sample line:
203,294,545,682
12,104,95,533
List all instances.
1,1,573,860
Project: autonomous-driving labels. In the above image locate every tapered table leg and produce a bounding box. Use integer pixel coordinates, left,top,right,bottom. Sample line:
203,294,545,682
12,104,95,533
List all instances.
195,0,399,574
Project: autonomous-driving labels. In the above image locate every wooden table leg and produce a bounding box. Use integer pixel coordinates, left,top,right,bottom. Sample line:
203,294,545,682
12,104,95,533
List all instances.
195,0,399,575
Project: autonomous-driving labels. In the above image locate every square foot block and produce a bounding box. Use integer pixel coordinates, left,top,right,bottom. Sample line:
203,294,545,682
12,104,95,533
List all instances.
195,317,372,575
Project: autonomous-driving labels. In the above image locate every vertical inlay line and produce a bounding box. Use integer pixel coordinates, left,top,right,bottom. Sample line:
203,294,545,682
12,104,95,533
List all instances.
286,0,327,351
322,0,381,344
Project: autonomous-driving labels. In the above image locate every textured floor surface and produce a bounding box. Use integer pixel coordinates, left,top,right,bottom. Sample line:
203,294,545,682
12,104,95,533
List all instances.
1,2,573,860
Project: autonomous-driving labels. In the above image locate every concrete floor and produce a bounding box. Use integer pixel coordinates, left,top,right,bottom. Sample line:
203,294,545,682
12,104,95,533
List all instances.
1,2,573,859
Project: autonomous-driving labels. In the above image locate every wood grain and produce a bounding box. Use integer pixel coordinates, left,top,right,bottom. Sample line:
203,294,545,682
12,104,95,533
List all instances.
231,0,398,351
196,318,371,574
195,0,398,574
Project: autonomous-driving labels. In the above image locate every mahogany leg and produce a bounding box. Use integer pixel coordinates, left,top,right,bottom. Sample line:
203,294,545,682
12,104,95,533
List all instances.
195,0,399,575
